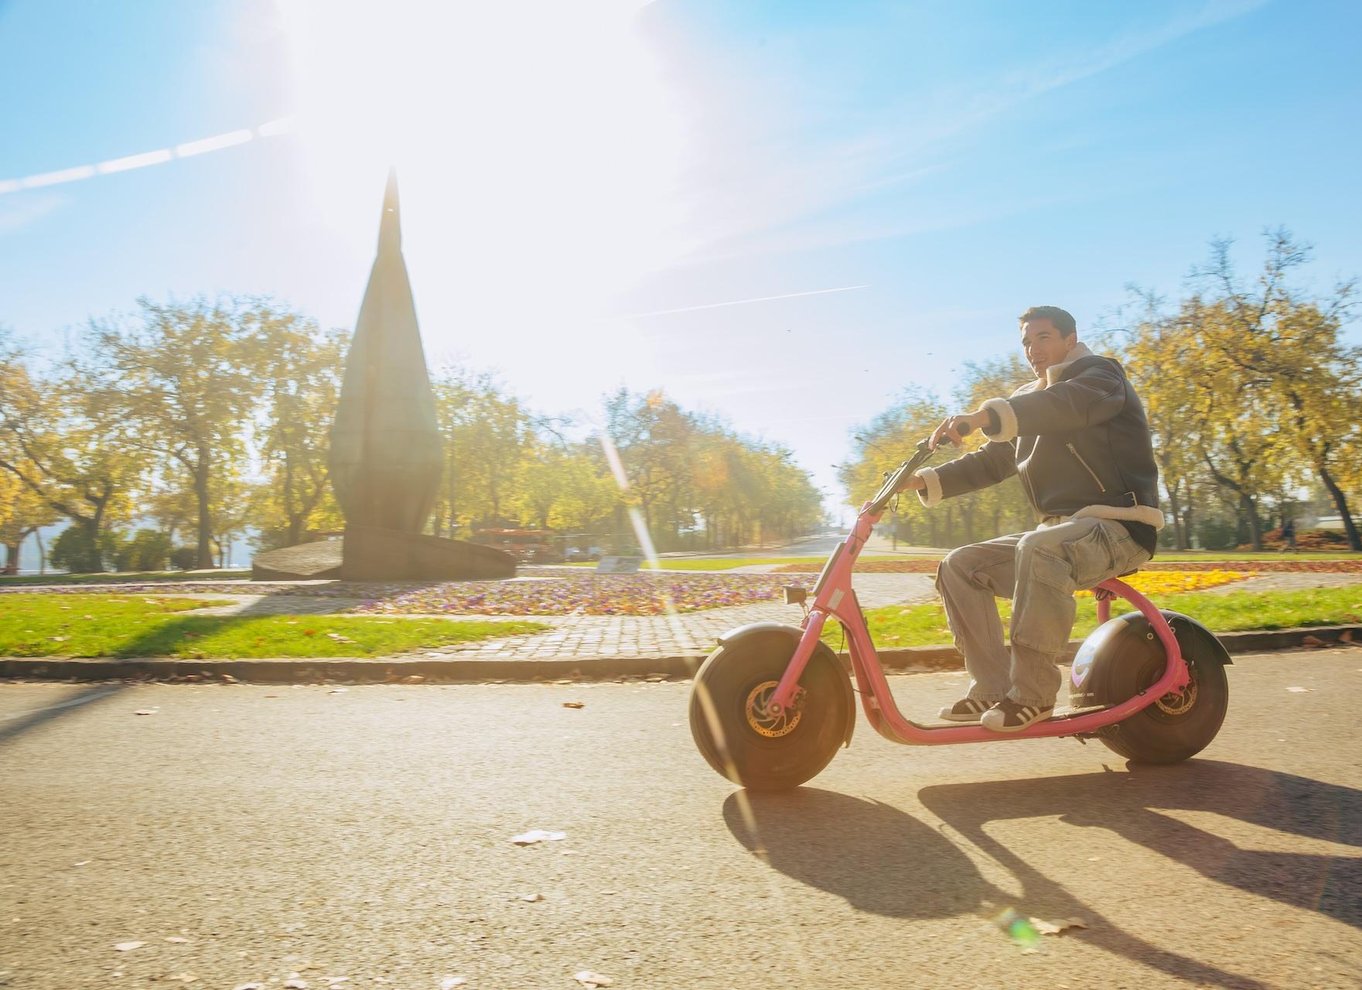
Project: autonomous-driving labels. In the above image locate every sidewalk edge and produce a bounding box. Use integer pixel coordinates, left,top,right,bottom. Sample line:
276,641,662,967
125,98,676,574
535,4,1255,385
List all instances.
1,625,1357,684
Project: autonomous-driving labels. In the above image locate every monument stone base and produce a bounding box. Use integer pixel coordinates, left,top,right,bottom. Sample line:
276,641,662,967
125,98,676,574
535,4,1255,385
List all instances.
251,529,516,582
338,524,516,582
251,540,343,581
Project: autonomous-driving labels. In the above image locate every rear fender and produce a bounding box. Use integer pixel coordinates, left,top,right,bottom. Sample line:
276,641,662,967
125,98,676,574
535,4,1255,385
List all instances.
1165,611,1233,666
714,622,855,747
1071,609,1231,708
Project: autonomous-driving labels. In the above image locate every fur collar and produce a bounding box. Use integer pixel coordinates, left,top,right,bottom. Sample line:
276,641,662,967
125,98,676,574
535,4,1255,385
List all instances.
1041,341,1095,389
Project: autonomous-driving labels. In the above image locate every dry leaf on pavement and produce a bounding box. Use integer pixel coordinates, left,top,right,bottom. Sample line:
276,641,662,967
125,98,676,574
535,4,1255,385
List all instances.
574,971,614,988
1030,916,1088,936
440,978,468,989
511,829,566,845
562,701,585,709
114,941,146,952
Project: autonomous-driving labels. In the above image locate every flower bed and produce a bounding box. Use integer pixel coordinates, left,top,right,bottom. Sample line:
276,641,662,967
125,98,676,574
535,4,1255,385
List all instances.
351,573,793,616
775,558,1362,575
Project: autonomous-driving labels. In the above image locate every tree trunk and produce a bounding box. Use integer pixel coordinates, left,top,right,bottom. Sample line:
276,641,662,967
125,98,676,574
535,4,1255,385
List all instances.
195,454,214,569
2,542,17,575
1239,491,1263,550
1166,486,1188,550
1318,464,1362,551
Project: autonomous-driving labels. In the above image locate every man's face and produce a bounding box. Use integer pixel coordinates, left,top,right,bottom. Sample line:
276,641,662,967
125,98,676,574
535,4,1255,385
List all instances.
1020,318,1074,377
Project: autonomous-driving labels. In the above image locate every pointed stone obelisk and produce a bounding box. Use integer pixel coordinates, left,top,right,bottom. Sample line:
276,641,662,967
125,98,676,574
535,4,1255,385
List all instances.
328,170,444,533
318,171,514,581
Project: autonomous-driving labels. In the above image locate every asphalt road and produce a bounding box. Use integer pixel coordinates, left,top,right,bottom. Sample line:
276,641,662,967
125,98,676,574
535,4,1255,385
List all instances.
2,650,1360,990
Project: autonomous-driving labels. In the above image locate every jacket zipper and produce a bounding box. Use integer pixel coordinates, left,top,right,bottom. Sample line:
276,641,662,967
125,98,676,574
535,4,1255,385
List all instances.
1067,443,1107,492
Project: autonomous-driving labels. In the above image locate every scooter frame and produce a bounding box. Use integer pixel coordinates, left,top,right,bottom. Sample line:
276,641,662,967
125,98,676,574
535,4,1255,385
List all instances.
763,442,1190,744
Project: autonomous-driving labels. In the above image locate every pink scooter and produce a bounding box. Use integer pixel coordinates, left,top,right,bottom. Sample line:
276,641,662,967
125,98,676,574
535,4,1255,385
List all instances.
689,438,1231,791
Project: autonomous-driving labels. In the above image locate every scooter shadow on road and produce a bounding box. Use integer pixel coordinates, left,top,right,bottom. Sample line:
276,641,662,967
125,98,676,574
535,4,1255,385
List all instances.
0,683,129,747
918,760,1362,930
721,773,1319,990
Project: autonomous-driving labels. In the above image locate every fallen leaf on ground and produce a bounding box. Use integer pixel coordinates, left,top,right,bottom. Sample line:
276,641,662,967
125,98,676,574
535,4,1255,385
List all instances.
164,935,191,943
114,941,146,952
232,984,263,990
518,893,544,902
562,701,585,709
134,709,158,716
1286,686,1311,693
1341,629,1354,643
165,973,198,984
401,674,425,684
284,978,308,989
329,688,348,694
73,860,90,867
440,978,467,989
511,829,566,845
1302,634,1327,647
574,971,614,988
1030,916,1088,936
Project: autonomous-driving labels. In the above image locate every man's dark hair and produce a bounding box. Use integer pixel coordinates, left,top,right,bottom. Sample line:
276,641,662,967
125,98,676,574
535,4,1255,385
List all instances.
1019,305,1076,338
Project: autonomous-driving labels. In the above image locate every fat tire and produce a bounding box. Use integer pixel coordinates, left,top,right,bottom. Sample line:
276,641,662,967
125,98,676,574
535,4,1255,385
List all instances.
1098,654,1229,764
689,638,849,791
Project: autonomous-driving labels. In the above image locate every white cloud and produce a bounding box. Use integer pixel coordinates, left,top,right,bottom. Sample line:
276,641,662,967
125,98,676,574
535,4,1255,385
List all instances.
0,194,66,235
669,0,1271,262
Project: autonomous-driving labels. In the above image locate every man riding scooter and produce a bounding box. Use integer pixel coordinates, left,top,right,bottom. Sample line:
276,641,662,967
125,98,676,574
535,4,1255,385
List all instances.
902,306,1163,732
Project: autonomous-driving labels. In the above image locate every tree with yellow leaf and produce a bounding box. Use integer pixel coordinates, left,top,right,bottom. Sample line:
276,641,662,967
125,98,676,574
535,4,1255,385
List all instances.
1188,230,1360,550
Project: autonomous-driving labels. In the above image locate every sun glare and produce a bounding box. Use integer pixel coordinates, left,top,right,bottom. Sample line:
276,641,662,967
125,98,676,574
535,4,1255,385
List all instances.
277,0,694,371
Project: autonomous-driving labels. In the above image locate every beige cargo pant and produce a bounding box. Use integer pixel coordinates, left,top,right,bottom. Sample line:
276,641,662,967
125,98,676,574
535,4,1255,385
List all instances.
934,516,1151,709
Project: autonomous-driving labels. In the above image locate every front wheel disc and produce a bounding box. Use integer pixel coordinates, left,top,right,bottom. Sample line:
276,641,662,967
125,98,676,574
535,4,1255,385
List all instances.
744,680,803,738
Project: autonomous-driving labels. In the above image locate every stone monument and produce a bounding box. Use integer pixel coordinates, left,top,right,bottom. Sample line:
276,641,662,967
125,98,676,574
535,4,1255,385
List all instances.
252,171,514,582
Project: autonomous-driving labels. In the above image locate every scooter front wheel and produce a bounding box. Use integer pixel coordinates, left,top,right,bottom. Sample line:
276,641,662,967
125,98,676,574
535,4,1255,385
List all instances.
689,635,850,791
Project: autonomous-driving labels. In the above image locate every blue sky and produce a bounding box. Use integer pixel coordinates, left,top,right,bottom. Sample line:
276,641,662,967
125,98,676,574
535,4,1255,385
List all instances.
2,0,1360,516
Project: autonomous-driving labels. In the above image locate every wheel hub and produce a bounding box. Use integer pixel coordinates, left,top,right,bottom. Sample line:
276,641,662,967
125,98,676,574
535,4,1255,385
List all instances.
745,680,803,738
1155,675,1198,716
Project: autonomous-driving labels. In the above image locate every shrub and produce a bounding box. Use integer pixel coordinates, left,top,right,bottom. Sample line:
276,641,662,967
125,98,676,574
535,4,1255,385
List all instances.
169,546,199,570
118,530,172,571
49,526,104,573
1196,516,1239,551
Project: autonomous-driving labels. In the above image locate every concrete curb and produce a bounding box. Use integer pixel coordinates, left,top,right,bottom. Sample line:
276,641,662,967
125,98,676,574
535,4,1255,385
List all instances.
1,625,1357,684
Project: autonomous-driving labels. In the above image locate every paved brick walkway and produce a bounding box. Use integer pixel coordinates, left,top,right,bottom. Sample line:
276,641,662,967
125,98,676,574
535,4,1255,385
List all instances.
180,572,940,660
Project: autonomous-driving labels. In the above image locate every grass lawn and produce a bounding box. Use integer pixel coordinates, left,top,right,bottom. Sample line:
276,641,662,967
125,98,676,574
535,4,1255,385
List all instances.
834,586,1362,650
1153,550,1358,562
0,594,549,659
0,569,253,586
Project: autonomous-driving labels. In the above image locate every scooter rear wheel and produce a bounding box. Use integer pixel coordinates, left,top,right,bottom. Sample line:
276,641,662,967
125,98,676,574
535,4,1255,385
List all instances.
1098,653,1229,764
689,638,849,791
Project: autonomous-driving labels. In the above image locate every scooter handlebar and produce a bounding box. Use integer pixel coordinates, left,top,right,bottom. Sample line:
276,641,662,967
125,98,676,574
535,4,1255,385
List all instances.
866,439,936,514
